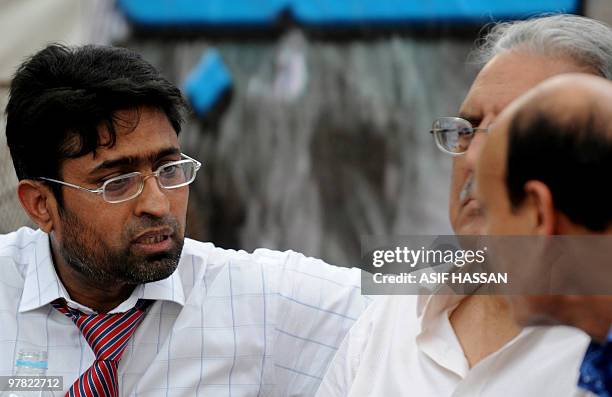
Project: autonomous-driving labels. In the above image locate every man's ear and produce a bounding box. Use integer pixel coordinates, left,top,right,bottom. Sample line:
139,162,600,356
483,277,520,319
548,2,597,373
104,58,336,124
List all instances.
17,180,58,233
523,180,555,235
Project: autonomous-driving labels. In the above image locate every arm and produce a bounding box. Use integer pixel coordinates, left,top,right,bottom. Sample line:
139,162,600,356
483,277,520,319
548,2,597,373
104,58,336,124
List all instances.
255,248,370,396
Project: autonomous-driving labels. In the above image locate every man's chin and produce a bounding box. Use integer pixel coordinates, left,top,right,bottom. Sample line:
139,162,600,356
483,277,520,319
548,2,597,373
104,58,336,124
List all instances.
121,256,180,284
122,240,184,283
452,199,485,235
454,217,486,236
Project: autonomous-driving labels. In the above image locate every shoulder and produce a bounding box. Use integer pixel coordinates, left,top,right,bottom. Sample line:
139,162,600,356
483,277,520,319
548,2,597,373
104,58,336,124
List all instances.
338,295,419,361
0,226,41,253
180,238,293,266
0,227,43,284
179,238,266,272
521,324,591,356
181,239,363,287
343,295,419,348
0,226,44,259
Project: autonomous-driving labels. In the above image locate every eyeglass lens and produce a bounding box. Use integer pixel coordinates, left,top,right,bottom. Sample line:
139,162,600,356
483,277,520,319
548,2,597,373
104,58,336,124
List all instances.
102,162,197,202
433,118,475,154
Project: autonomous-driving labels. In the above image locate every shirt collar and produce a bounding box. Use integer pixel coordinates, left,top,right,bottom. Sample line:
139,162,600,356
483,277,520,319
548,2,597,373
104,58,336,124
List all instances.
417,293,464,333
416,291,534,379
415,263,484,327
19,230,185,313
415,293,468,377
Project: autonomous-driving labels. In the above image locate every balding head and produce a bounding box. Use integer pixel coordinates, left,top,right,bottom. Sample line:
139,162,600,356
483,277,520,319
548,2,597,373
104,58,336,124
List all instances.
507,73,612,144
477,74,612,235
477,75,612,336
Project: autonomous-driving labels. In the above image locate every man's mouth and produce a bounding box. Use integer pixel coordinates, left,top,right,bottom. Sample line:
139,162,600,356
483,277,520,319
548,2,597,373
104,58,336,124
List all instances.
131,228,174,253
133,228,173,243
138,234,170,244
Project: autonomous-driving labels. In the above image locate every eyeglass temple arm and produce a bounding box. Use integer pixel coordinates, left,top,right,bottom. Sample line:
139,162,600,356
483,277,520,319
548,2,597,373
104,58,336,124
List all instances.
429,128,459,134
429,128,489,134
181,153,202,170
38,177,103,194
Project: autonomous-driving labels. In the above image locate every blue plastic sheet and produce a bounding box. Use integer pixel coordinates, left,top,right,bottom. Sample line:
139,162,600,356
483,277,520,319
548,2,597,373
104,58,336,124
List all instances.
118,0,580,28
118,0,288,27
184,49,232,116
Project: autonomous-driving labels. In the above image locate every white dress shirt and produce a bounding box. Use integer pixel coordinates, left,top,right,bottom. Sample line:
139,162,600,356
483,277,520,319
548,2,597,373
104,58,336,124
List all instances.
0,227,370,396
316,294,594,397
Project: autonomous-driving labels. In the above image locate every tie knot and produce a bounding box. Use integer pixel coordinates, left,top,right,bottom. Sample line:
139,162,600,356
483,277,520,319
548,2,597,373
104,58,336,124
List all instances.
52,300,149,361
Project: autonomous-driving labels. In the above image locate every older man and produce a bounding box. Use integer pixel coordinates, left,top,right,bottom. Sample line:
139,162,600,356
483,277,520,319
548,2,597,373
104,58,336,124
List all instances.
476,73,612,397
317,14,612,396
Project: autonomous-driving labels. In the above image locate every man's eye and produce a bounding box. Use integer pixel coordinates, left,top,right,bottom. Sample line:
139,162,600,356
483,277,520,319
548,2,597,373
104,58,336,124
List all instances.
105,177,133,193
160,164,179,176
458,128,474,136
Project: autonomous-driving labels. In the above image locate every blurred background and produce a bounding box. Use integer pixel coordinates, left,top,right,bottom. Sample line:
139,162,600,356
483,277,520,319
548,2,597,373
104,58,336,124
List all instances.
0,0,606,266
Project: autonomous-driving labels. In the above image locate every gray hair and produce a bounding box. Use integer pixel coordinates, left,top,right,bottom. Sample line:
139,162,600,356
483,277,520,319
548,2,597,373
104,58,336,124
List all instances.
472,14,612,79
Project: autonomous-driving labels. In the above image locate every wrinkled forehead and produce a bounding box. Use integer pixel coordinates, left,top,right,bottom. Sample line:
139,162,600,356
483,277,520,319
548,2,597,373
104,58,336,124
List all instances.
460,50,596,124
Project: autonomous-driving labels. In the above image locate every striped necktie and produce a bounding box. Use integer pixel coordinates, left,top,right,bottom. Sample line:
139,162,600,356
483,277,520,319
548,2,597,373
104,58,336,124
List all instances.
52,299,151,397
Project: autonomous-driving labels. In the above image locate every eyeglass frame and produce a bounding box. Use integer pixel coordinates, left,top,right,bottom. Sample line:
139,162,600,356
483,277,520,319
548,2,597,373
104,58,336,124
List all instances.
38,153,202,204
429,116,489,156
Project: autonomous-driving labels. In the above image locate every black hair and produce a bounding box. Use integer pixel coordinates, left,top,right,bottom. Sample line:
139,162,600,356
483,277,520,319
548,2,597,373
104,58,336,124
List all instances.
5,44,187,200
506,106,612,231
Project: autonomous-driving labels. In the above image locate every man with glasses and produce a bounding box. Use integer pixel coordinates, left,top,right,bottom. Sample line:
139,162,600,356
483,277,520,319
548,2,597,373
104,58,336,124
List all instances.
317,14,611,396
1,44,368,396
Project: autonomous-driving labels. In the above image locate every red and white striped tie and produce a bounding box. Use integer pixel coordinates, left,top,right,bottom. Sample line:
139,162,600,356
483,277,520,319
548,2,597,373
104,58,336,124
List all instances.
52,299,151,397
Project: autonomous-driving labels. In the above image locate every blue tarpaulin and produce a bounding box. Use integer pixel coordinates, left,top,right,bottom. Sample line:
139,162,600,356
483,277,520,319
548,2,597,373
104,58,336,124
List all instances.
118,0,580,28
118,0,287,27
183,49,232,116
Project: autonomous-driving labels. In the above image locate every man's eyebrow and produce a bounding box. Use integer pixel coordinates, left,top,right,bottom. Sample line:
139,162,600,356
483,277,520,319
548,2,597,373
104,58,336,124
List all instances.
90,147,181,174
458,112,481,126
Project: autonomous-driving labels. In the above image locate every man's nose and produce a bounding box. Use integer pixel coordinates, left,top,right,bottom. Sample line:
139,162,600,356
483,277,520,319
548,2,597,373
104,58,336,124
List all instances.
133,176,170,218
465,132,488,170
